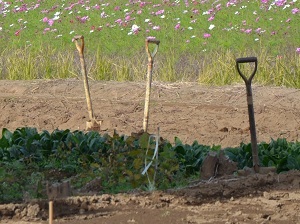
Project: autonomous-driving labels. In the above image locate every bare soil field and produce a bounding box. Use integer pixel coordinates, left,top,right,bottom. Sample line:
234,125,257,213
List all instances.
0,79,300,224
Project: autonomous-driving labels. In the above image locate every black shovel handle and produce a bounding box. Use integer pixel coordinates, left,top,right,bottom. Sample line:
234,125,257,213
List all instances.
236,57,258,84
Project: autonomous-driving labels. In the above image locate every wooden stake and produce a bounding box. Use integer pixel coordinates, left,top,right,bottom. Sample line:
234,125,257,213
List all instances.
49,200,53,224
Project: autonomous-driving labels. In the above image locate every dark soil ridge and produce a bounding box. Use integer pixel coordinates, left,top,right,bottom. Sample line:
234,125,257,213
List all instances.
1,170,299,222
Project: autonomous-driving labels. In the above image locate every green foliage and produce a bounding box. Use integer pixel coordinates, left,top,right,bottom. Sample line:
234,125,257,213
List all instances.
0,127,300,204
224,143,253,169
224,138,300,172
173,137,220,175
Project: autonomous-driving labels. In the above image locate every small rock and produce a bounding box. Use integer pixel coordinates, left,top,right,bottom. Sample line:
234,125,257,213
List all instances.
215,200,222,205
263,192,271,199
27,204,40,218
79,208,85,215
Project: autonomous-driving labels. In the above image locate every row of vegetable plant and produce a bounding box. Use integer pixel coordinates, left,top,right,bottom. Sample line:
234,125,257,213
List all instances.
0,127,300,203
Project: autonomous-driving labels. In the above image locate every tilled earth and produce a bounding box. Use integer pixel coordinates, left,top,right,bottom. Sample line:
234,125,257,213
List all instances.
0,79,300,223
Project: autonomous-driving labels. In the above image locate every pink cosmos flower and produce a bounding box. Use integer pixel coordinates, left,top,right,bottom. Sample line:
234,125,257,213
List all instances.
255,28,262,33
115,19,122,25
208,16,214,21
203,33,211,38
155,9,164,15
216,4,221,11
261,0,268,3
244,29,252,34
174,23,180,30
275,0,286,6
292,8,299,14
296,48,300,54
48,19,54,26
192,9,199,14
93,5,100,10
80,16,89,23
15,29,21,36
42,17,48,23
43,28,50,34
140,2,146,7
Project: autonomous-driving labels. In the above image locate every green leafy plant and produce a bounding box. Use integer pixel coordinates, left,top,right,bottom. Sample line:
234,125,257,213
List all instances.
1,127,300,204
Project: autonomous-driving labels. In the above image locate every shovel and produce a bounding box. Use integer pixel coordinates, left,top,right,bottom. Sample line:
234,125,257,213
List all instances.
72,35,101,131
143,38,160,133
236,57,260,173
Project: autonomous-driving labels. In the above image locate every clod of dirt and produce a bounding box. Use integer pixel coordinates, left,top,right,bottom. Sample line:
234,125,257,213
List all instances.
200,151,218,179
218,151,238,176
46,181,72,200
200,151,238,179
78,177,102,194
237,166,276,176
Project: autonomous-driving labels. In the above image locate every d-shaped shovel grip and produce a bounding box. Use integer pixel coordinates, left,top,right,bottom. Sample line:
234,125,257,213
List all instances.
145,38,160,59
72,35,84,55
236,57,258,84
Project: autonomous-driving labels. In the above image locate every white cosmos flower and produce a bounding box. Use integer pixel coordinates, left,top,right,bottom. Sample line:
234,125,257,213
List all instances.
209,24,215,30
131,24,140,32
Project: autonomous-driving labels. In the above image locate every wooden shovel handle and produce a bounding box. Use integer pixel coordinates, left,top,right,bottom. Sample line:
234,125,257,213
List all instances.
145,38,160,59
72,35,84,55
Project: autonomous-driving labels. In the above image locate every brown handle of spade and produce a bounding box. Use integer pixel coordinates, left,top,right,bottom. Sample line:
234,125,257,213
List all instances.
143,38,160,132
72,35,94,121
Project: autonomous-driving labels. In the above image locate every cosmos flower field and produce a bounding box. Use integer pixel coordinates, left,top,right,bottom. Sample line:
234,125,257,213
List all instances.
0,0,299,86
